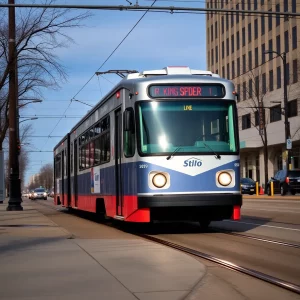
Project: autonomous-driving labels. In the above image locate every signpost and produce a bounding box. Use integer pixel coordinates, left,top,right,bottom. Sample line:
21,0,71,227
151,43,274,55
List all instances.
0,150,4,203
286,139,292,150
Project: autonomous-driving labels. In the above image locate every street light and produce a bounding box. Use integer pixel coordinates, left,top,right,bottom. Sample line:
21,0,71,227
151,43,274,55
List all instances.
18,100,42,108
73,99,93,107
19,117,38,124
264,50,291,171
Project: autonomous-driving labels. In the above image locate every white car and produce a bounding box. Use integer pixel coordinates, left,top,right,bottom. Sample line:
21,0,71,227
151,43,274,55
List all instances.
32,188,47,200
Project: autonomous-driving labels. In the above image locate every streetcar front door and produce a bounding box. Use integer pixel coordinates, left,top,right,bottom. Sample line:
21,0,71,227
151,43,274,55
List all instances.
115,109,123,216
74,139,78,207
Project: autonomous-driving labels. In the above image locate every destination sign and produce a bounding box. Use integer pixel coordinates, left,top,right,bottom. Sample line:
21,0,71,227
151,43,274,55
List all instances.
148,85,224,98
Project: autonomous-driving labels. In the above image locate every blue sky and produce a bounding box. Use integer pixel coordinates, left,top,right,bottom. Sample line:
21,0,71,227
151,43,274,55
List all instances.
21,0,207,185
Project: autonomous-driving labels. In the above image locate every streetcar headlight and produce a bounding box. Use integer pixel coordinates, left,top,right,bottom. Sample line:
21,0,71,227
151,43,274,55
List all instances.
34,193,37,196
217,172,232,186
43,193,47,196
152,173,167,188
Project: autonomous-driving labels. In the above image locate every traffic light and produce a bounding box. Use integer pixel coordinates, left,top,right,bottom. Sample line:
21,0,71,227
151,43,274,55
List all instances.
17,140,21,155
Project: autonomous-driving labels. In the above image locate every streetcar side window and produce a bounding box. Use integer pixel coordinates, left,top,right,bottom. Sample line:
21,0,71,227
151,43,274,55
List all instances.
123,108,135,157
55,154,61,179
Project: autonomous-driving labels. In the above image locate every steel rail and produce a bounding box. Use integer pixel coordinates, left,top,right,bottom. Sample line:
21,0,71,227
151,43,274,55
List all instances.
219,231,300,249
139,234,300,295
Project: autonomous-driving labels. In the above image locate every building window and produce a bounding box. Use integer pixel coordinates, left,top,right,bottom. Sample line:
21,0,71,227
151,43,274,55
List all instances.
249,79,253,98
284,0,288,12
254,0,257,10
243,54,246,73
242,114,251,130
261,16,265,35
211,51,214,65
237,31,240,50
268,39,273,58
261,0,264,6
254,19,258,39
270,105,282,123
277,66,281,88
221,16,224,34
222,66,225,78
293,59,298,83
211,24,213,41
243,81,246,100
292,27,297,49
231,34,234,53
236,4,239,23
242,0,245,19
255,76,259,95
248,1,251,10
292,0,296,12
276,4,280,27
269,70,274,91
231,9,234,27
227,63,230,79
286,63,290,85
268,9,272,31
255,47,259,67
232,61,235,78
242,27,245,47
222,41,224,59
237,84,240,100
248,23,252,43
215,21,218,39
226,38,229,56
237,57,240,76
288,100,298,117
276,35,281,54
249,50,252,70
226,13,229,30
262,43,265,64
262,73,266,94
285,30,289,53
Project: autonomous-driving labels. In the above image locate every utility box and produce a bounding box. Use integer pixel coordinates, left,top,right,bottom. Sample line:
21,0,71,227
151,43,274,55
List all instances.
0,150,4,203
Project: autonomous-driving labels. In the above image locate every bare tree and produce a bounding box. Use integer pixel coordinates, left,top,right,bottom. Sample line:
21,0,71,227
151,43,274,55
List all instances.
0,0,90,150
238,67,272,187
35,163,53,190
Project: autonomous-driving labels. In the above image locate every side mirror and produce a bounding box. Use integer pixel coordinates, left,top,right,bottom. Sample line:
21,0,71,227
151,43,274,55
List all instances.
124,108,134,133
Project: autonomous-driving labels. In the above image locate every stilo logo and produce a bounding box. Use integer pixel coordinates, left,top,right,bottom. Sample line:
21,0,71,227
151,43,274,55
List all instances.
183,157,202,167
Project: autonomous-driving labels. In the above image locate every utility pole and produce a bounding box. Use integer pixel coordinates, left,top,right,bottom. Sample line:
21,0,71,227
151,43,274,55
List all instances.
282,53,291,171
7,0,23,211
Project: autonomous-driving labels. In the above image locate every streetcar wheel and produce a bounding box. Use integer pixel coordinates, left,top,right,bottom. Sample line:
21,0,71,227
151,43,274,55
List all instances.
199,219,211,229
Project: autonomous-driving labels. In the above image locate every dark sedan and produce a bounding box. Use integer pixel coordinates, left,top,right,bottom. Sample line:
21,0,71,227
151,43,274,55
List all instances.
240,178,256,195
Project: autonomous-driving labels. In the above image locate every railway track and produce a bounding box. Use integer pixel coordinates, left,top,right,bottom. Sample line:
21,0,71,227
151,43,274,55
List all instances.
211,229,300,249
33,199,300,295
139,234,300,295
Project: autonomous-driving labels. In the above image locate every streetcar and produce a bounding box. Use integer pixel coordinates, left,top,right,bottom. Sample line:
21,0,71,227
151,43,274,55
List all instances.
53,66,242,227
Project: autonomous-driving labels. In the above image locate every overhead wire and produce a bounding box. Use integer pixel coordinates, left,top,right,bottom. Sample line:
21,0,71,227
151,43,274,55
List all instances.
40,0,158,151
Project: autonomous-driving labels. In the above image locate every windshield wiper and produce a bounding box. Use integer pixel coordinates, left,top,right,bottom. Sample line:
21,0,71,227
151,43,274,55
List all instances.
203,142,221,159
166,147,181,160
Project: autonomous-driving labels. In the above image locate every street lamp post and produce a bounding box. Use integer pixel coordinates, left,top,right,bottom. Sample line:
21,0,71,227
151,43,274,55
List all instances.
19,117,38,124
264,50,291,171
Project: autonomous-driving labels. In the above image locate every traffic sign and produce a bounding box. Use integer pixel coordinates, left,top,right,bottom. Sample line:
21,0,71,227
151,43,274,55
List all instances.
286,139,292,150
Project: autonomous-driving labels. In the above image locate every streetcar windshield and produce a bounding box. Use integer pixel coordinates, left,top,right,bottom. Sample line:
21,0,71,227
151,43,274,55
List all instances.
137,100,238,155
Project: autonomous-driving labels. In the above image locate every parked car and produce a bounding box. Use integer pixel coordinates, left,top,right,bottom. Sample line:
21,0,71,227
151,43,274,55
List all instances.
240,178,256,195
266,169,300,196
31,188,48,200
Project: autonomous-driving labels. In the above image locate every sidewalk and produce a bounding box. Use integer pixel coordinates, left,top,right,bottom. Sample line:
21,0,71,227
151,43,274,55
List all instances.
0,199,207,300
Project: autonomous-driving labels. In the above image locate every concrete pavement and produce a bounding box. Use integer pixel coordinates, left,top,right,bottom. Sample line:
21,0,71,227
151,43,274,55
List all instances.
0,199,207,300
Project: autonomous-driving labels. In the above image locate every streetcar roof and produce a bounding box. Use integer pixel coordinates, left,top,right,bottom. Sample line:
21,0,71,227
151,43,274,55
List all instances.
54,66,233,151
